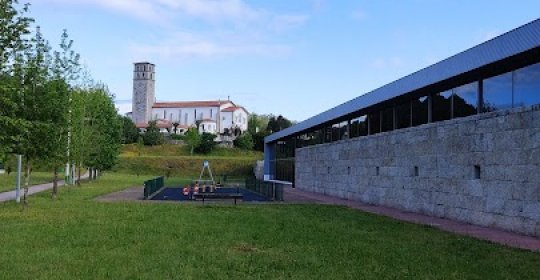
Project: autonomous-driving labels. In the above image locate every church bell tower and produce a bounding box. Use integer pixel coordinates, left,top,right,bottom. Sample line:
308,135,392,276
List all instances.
132,62,155,124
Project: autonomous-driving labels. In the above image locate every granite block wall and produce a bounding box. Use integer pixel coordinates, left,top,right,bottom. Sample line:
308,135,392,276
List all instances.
296,106,540,236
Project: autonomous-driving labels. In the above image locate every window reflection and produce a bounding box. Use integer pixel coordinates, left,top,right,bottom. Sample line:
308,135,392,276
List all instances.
381,107,394,132
483,72,513,112
432,90,452,121
453,82,478,118
412,96,428,126
396,102,411,129
514,63,540,107
369,112,381,134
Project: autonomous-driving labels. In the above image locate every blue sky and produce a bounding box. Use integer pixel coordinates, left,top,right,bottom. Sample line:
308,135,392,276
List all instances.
31,0,539,121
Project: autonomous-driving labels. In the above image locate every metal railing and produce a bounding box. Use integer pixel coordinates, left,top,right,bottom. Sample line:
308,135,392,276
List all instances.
245,177,284,201
143,176,164,199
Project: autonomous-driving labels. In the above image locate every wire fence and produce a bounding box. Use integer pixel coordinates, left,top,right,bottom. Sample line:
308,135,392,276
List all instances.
143,176,164,199
244,177,284,201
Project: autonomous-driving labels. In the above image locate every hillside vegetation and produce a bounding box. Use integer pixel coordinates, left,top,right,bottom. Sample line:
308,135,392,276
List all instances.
114,144,263,177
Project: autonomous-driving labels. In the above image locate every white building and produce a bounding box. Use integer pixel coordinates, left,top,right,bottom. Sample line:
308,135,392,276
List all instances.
131,62,249,138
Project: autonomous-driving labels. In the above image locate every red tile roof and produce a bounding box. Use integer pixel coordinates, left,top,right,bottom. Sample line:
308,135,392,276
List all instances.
221,106,248,113
200,119,216,123
153,100,233,108
135,119,172,129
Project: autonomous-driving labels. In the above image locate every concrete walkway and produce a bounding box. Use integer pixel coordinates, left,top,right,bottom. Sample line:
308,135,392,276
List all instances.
284,187,540,252
0,173,89,202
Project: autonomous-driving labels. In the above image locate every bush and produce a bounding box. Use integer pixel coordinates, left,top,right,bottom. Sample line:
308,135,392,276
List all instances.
170,134,184,140
233,132,254,150
142,121,164,146
195,133,216,154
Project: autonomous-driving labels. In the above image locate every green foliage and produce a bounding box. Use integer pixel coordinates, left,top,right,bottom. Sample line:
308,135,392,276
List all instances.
195,132,217,154
184,128,201,155
142,121,164,146
252,130,270,151
83,86,122,171
120,115,139,144
233,132,254,150
170,134,184,140
266,115,293,133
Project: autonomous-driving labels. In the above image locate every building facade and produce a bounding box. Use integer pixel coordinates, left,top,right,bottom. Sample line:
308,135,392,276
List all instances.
131,62,249,137
264,19,540,236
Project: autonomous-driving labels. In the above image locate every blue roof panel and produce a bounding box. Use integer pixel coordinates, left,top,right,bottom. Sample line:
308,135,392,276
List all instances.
266,18,540,143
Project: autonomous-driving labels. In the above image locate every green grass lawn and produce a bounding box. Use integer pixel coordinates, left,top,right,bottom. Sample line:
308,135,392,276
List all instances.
1,173,539,279
0,171,55,193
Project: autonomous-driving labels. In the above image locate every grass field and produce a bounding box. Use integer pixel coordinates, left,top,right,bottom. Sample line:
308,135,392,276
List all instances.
1,173,539,279
0,171,55,193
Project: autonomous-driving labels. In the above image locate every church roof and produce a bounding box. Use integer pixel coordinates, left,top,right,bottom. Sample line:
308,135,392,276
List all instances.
221,106,248,113
153,100,233,108
135,119,172,129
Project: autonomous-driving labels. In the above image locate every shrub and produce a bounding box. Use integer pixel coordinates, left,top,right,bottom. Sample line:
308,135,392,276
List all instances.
195,133,217,154
234,132,254,150
142,121,164,146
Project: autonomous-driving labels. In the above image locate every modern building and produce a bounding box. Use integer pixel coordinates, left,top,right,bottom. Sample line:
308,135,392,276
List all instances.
264,19,540,236
131,62,249,137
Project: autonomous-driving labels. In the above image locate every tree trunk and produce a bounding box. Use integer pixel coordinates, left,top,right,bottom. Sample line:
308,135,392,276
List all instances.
23,162,31,208
77,165,81,186
52,167,58,199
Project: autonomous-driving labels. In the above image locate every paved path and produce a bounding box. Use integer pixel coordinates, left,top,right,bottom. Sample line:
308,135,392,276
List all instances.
0,173,89,202
95,186,144,202
284,187,540,252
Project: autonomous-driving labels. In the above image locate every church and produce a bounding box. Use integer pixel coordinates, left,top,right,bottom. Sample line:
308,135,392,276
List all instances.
131,62,249,138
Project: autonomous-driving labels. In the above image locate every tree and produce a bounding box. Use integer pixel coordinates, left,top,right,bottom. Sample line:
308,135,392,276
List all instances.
266,115,292,133
252,130,270,151
234,132,254,150
142,120,163,146
47,28,81,196
0,0,33,157
82,85,121,178
184,128,201,156
172,122,179,134
195,133,217,154
121,115,139,144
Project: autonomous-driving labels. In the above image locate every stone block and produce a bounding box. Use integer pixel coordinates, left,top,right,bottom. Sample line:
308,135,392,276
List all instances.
522,202,540,220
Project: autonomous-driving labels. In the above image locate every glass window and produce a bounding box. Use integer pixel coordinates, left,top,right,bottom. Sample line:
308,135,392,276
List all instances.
514,63,540,107
432,90,452,121
381,107,394,132
339,121,349,139
368,112,380,134
483,72,513,112
396,102,411,129
324,126,332,143
453,81,478,118
412,96,428,126
331,123,341,141
350,115,367,138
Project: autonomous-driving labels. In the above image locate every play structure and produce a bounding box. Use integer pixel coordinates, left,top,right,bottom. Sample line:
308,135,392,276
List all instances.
144,160,273,203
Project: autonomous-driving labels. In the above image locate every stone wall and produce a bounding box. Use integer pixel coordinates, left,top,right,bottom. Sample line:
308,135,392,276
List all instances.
296,106,540,236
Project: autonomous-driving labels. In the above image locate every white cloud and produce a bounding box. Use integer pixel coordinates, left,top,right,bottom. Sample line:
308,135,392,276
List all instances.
41,0,260,23
271,14,310,32
128,31,291,61
115,100,132,115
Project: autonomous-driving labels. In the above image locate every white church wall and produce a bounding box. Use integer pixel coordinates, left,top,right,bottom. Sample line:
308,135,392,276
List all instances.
151,106,219,125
